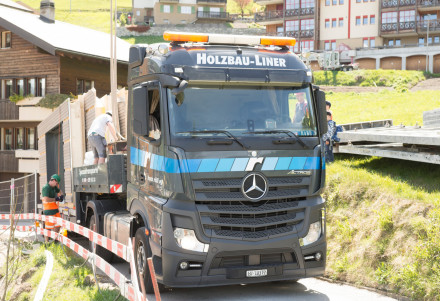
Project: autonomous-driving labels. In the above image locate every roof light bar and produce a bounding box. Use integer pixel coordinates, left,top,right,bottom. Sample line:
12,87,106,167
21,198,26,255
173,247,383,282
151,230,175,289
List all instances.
163,31,296,47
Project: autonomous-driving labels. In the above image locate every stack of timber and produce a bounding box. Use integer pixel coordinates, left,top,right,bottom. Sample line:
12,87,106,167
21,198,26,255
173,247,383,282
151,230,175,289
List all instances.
37,88,128,220
334,110,440,165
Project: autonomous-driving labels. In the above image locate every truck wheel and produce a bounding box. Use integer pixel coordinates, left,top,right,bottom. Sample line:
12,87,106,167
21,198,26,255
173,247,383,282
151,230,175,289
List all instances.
88,214,114,263
134,227,155,293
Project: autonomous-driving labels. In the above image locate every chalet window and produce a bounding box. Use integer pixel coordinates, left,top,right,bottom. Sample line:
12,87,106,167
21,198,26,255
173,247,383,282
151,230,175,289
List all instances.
15,128,24,149
76,79,94,95
37,78,46,97
1,31,11,49
4,128,13,150
26,128,36,150
27,78,36,96
17,79,25,96
5,79,13,99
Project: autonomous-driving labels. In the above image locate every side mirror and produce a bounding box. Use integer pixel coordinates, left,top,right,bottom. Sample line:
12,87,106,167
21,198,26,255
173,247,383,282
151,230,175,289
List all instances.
314,89,328,137
133,86,149,136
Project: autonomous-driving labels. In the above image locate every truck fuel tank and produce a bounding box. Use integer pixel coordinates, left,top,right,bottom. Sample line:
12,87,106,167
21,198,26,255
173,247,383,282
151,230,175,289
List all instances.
104,211,133,245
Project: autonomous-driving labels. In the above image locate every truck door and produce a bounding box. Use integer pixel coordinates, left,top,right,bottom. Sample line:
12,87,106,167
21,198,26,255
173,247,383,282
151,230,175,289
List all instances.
134,82,165,197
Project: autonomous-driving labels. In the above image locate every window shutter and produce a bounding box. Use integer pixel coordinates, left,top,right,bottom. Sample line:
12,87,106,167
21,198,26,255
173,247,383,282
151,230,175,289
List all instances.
220,7,224,12
170,5,174,13
192,6,195,14
160,5,163,12
203,6,208,12
178,6,181,13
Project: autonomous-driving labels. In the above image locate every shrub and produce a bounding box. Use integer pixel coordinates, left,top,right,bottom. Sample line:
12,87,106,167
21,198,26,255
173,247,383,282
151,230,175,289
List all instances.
37,94,69,109
119,13,127,26
9,93,33,103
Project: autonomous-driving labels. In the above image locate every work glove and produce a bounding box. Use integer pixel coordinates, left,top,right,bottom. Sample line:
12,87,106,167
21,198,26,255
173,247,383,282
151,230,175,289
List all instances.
55,195,65,202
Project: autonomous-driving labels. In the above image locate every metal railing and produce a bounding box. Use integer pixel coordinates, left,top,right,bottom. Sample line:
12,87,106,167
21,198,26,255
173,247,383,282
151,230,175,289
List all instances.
197,11,229,19
254,10,284,21
197,0,227,3
417,20,440,31
381,21,416,31
418,0,440,7
382,0,417,7
285,29,315,38
0,172,38,215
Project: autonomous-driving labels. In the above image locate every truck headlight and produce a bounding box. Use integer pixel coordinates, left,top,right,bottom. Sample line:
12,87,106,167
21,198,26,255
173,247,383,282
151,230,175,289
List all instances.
299,221,322,247
173,228,209,253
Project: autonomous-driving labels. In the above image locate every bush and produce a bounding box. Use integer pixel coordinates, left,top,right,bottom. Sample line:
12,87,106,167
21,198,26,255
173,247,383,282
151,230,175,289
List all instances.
313,70,426,90
119,13,127,26
37,94,69,109
9,93,33,103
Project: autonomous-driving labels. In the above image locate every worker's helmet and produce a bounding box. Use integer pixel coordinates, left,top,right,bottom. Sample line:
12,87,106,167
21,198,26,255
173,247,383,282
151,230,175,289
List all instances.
50,174,61,183
106,111,112,117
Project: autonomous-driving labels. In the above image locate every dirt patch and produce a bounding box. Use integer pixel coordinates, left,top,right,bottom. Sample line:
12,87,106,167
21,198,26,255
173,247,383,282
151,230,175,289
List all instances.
319,86,393,93
410,78,440,91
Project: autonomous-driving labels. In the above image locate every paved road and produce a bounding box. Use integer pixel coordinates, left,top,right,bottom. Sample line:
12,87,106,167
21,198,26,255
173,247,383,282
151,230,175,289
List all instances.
0,221,397,301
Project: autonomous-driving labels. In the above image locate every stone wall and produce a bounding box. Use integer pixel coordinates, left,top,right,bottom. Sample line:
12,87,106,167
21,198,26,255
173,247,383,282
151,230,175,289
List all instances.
117,23,266,37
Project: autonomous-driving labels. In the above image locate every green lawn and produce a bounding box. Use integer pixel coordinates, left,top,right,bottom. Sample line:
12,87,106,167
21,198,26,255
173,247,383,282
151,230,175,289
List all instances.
327,90,440,126
16,0,132,33
120,36,166,45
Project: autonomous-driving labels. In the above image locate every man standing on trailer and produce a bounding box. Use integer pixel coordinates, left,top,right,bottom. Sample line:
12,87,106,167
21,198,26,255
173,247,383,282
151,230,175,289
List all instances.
87,111,118,164
41,174,63,243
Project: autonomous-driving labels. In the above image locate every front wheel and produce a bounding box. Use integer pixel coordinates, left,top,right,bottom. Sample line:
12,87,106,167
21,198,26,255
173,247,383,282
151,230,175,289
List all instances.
134,227,155,293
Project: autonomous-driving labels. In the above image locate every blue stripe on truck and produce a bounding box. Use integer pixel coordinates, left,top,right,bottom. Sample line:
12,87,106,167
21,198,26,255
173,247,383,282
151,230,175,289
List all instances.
130,147,321,173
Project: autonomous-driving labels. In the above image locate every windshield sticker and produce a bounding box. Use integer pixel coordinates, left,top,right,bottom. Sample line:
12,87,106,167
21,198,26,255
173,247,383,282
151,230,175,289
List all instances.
196,53,287,68
295,130,316,136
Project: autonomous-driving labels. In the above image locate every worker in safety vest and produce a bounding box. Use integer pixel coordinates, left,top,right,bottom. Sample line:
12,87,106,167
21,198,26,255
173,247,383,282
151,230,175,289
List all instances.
41,174,63,242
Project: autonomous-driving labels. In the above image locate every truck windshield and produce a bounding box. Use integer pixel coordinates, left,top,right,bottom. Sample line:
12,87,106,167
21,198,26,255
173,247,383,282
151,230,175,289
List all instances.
168,85,317,138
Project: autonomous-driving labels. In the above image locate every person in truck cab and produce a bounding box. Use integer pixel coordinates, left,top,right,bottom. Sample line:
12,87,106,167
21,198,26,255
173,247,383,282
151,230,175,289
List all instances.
292,92,308,125
87,112,118,164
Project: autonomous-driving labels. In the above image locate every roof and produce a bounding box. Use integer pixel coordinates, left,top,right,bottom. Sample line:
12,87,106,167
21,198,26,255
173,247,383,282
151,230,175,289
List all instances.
0,0,32,12
0,4,130,63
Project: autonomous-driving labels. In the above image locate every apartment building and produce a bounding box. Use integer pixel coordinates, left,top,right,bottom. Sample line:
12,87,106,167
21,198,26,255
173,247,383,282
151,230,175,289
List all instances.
320,0,382,50
256,0,440,71
255,0,318,53
133,0,228,25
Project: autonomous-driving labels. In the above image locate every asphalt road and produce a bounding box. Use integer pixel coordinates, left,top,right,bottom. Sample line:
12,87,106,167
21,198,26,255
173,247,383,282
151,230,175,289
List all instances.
0,220,397,301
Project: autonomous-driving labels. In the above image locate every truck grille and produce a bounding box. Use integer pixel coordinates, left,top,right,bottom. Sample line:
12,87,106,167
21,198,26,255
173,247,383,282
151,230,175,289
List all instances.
194,176,309,240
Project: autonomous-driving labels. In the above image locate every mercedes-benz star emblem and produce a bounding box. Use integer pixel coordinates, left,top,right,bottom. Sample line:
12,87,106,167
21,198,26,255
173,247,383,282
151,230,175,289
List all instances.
242,173,268,201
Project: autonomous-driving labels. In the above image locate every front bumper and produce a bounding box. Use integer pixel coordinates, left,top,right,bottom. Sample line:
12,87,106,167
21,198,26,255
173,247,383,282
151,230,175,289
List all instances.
148,197,326,288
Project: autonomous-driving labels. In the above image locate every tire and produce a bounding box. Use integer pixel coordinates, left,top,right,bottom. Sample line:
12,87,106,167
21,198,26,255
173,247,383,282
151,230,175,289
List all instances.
135,227,155,293
89,214,114,263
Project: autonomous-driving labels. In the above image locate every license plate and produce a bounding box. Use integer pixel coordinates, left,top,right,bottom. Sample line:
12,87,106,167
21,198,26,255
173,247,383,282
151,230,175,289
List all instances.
246,269,268,278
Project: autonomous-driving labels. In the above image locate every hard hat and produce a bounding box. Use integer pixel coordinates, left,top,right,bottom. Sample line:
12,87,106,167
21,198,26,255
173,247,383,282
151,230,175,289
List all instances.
50,174,61,183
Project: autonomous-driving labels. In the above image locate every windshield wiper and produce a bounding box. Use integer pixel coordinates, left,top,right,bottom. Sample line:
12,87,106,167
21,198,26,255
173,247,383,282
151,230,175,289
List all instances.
176,130,249,150
244,130,307,148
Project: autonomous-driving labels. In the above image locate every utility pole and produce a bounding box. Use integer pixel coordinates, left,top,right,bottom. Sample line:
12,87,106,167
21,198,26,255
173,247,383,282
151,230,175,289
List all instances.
426,15,430,72
110,0,120,137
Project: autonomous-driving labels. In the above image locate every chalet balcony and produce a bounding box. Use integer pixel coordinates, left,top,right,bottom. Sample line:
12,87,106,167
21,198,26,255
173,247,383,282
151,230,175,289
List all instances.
0,100,19,120
197,0,227,3
380,21,417,36
0,151,18,173
255,10,283,23
285,29,315,38
418,0,440,10
418,20,440,33
197,11,229,19
382,0,416,8
285,6,315,17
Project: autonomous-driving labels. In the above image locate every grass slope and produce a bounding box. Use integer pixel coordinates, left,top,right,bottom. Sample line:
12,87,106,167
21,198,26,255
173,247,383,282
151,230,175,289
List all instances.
327,90,440,125
5,243,125,301
314,70,425,89
325,89,440,300
325,157,440,300
16,0,132,33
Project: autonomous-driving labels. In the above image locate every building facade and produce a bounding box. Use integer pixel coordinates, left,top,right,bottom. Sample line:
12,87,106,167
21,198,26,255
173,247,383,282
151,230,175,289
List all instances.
256,0,440,72
133,0,228,25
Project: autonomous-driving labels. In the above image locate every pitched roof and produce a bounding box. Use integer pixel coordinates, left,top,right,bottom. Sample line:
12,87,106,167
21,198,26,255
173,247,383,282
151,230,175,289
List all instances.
0,4,130,63
0,0,32,12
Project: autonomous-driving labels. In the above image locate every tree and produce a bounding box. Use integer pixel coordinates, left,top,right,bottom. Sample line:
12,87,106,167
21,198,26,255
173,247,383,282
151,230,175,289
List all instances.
234,0,252,18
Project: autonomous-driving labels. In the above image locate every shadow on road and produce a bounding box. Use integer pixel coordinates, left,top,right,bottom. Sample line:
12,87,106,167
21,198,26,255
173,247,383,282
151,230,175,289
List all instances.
156,280,330,301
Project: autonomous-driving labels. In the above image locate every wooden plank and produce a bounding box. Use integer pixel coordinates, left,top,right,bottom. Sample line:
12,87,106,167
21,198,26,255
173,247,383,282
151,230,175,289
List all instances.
423,109,440,127
337,143,440,165
338,126,440,146
70,99,86,168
